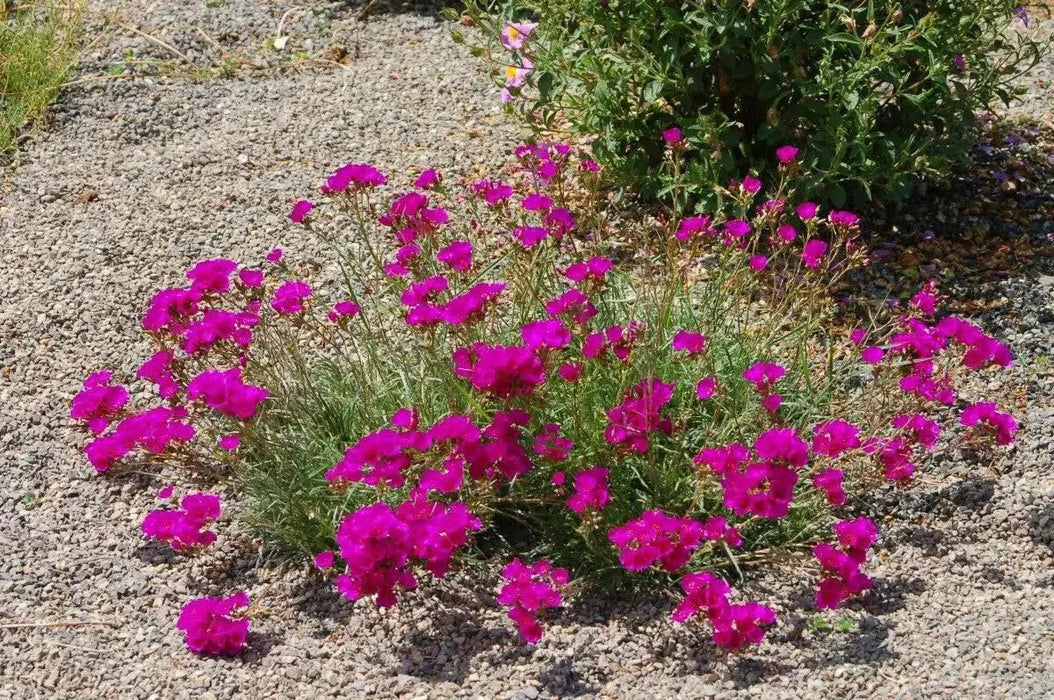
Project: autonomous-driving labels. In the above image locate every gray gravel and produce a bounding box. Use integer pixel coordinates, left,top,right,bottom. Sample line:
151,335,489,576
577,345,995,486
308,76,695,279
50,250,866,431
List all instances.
2,2,1053,698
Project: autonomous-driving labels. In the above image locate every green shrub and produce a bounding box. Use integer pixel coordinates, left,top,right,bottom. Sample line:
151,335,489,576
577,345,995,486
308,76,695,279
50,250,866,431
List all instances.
457,0,1049,208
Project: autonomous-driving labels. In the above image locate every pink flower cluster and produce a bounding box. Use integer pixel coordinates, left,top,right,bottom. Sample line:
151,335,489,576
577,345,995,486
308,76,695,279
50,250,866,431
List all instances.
814,518,878,609
83,406,196,473
187,368,270,421
604,378,676,454
326,409,541,492
141,492,222,550
333,499,482,608
743,362,786,413
567,467,610,514
496,558,568,643
176,591,251,656
70,371,128,433
608,510,707,572
453,343,546,397
697,427,809,520
671,572,777,649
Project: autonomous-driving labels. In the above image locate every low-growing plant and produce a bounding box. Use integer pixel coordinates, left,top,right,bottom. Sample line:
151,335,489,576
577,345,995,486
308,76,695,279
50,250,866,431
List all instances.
455,1,1049,208
0,0,83,155
71,141,1018,654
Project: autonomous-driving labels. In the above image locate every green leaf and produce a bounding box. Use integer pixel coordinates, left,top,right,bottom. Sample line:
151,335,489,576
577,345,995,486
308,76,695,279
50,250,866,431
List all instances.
643,80,664,103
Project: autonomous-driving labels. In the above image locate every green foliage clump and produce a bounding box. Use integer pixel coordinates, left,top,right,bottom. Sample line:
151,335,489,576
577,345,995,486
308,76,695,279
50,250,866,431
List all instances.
0,1,83,155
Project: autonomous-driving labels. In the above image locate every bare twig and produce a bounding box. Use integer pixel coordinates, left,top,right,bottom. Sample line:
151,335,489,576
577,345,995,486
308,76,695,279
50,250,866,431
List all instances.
0,619,120,630
41,640,105,654
113,20,194,64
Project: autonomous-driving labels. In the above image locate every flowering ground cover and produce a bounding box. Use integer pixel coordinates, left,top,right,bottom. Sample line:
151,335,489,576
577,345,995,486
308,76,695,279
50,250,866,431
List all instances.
69,137,1021,657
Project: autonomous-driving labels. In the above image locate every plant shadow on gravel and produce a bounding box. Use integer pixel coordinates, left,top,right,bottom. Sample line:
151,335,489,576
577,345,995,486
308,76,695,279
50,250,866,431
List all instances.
342,0,460,19
395,610,507,684
848,115,1054,305
537,656,598,698
1028,502,1054,557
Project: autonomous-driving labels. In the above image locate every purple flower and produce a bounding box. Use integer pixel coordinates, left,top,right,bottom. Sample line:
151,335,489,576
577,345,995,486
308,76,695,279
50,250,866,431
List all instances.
776,145,799,163
289,199,314,224
662,126,682,145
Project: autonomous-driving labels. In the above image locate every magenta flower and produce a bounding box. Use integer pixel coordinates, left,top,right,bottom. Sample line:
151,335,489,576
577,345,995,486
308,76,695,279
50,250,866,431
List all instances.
414,168,441,189
722,461,798,519
534,423,573,461
814,518,878,610
749,255,768,271
289,199,314,224
332,502,415,608
604,378,675,454
609,510,704,572
328,300,361,323
521,318,572,351
557,362,582,382
436,240,473,272
662,126,683,145
70,371,129,434
700,516,743,548
776,145,799,163
754,427,810,468
741,176,763,195
796,201,819,220
675,215,715,241
314,550,335,570
811,468,846,506
271,280,312,314
545,288,597,324
452,343,546,398
177,591,250,656
812,419,861,458
142,492,222,551
584,322,644,363
157,484,175,500
802,239,828,268
892,413,941,448
711,602,778,649
911,281,939,315
187,368,269,420
513,225,549,248
693,443,750,475
238,268,264,287
861,345,884,364
266,247,283,263
472,179,514,206
564,256,612,283
724,219,751,238
828,210,860,228
777,224,797,242
672,330,708,355
522,192,553,212
566,467,610,514
960,401,1018,445
323,162,387,193
186,258,238,295
497,558,568,644
743,362,785,392
695,376,717,400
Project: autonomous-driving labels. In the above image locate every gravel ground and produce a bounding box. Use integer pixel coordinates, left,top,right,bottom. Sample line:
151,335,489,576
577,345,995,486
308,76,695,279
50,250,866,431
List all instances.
1,2,1053,698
